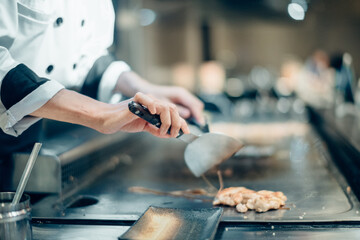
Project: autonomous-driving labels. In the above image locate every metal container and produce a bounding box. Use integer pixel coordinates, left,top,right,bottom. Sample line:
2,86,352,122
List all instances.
0,192,32,240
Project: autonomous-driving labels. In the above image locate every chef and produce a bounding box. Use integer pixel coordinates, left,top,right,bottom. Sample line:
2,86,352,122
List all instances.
0,0,204,190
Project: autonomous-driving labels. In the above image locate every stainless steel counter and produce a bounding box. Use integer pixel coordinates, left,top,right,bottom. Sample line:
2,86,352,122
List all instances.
32,224,129,240
310,107,360,204
321,108,360,152
29,120,360,238
215,223,360,239
32,223,360,240
31,129,360,222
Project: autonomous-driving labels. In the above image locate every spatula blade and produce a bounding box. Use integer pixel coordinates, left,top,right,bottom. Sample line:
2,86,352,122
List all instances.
184,133,243,177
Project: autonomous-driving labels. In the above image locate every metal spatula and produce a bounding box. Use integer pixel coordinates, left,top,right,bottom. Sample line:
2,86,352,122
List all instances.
128,101,243,177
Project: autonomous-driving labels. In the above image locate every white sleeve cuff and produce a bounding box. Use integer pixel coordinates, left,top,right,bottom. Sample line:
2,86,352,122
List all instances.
0,47,20,80
98,61,131,103
0,80,64,136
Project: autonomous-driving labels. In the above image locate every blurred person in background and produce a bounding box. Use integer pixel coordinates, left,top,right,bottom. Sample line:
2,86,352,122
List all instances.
0,0,204,190
330,53,356,104
276,57,302,98
295,50,335,109
197,61,233,115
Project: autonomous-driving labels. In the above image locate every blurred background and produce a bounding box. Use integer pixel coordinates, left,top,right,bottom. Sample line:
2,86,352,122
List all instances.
111,0,360,115
17,2,360,237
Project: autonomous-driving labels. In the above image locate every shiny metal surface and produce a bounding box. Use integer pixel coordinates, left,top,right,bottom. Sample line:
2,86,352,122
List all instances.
310,107,360,215
12,143,42,205
32,128,360,223
11,124,131,194
215,224,360,239
218,132,360,222
184,133,243,177
0,192,32,240
177,132,199,143
32,224,129,240
32,223,360,240
322,109,360,152
120,206,222,240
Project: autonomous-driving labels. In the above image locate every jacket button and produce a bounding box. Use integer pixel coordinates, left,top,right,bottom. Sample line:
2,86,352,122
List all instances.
81,19,85,27
46,65,54,74
55,17,63,27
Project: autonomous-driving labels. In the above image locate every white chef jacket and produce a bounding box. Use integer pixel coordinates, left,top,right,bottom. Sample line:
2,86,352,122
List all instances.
0,0,130,137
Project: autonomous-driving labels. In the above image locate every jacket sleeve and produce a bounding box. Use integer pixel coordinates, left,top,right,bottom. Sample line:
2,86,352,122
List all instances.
0,1,64,137
98,60,131,103
80,54,131,103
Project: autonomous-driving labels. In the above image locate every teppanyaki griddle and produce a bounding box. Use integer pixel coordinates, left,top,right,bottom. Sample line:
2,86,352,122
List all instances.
31,128,360,223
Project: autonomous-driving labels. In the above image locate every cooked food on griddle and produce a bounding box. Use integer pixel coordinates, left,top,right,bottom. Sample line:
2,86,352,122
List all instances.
213,187,287,213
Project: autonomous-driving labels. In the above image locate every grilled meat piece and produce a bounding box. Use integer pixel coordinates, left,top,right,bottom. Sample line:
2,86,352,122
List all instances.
213,187,287,213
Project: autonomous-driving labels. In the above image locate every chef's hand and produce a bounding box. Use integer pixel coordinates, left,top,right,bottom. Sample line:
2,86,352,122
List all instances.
31,89,189,138
115,71,205,124
145,85,205,125
104,92,190,138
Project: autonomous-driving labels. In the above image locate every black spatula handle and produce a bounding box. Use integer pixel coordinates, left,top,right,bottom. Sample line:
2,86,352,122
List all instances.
128,101,184,136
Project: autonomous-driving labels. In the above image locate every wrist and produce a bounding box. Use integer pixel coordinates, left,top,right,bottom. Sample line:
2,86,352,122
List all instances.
93,100,133,134
91,103,118,134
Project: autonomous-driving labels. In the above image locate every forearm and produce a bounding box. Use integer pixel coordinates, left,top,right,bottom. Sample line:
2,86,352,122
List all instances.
115,71,204,123
115,71,155,97
115,71,184,102
30,89,189,137
30,89,111,133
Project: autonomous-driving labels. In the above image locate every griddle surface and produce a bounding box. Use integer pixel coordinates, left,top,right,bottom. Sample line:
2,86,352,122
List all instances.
32,128,360,223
